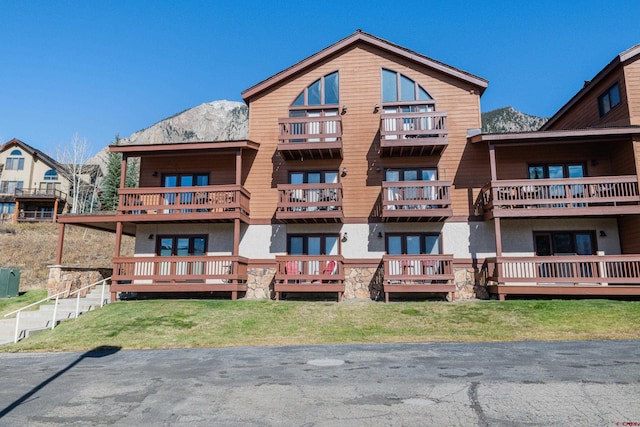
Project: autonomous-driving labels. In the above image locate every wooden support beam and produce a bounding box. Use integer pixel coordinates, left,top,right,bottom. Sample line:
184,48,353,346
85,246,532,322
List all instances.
55,223,65,265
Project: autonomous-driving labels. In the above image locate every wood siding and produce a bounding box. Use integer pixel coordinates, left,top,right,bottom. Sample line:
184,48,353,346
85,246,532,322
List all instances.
624,59,640,125
547,66,630,130
139,153,241,188
246,43,482,220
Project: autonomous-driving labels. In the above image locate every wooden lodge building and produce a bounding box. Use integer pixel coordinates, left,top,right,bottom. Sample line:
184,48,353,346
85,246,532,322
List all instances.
54,31,640,301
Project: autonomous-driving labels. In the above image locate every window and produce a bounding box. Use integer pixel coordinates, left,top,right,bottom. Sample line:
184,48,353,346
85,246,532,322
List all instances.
5,157,24,170
43,169,59,181
288,234,339,255
534,231,596,256
10,149,22,155
157,235,207,256
528,163,585,180
385,168,437,182
0,181,23,194
382,69,432,103
289,170,338,184
162,173,209,213
386,233,441,255
292,71,339,107
0,202,15,214
598,82,621,116
39,182,60,193
385,168,438,209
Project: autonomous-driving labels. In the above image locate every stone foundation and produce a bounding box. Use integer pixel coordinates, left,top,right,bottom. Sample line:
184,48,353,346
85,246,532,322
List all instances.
47,265,112,298
344,265,384,300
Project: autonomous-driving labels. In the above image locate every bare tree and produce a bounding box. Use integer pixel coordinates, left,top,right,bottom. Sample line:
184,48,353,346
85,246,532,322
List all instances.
57,133,100,214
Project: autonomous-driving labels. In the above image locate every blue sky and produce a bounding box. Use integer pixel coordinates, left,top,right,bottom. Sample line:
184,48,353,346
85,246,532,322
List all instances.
1,0,639,156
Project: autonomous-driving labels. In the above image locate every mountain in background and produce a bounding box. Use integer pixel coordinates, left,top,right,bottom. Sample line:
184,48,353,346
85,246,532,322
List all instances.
481,106,547,133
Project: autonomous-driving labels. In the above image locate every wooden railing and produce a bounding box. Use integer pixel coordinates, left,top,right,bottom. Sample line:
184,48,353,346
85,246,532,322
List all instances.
380,111,447,141
477,176,640,215
382,181,451,211
112,256,248,284
276,183,343,213
15,188,66,199
278,116,342,144
275,255,345,284
484,255,640,285
383,255,454,284
117,185,250,216
17,210,54,221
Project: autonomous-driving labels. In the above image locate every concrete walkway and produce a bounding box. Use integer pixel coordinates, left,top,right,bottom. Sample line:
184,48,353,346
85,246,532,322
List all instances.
0,340,639,425
0,285,109,345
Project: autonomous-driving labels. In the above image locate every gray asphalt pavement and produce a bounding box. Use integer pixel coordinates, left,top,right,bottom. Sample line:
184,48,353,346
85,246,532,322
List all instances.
0,341,639,426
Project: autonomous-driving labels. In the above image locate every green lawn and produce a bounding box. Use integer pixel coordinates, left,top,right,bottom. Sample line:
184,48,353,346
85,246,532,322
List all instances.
0,289,48,317
3,297,640,352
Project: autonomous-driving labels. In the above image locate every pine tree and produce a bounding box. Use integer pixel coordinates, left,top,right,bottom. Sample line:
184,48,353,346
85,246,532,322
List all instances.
99,136,139,211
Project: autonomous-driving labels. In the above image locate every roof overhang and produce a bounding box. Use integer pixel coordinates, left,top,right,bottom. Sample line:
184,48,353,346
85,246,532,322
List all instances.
109,140,260,156
57,214,136,236
242,30,488,101
470,126,640,147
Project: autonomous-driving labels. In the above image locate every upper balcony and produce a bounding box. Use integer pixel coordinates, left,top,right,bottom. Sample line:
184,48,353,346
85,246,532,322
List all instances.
276,183,343,223
382,181,452,222
117,185,250,223
14,188,67,201
380,111,447,157
277,116,343,160
475,176,640,219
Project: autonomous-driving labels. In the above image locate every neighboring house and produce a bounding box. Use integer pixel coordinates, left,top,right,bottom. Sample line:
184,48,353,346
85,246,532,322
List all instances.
55,32,640,302
0,139,69,223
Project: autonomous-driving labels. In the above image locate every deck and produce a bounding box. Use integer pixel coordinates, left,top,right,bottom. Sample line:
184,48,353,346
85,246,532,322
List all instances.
382,255,455,302
482,255,640,300
276,183,343,223
379,111,447,156
111,255,249,299
277,116,342,160
274,255,345,301
382,181,452,222
477,176,640,218
117,185,250,223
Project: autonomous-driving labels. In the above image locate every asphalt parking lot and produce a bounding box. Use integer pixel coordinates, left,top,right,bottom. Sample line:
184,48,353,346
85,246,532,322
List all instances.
1,340,639,426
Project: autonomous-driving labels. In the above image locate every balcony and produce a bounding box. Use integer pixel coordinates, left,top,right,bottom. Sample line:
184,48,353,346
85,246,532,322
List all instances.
382,255,455,302
276,183,343,223
380,111,447,156
382,181,452,222
476,176,640,219
277,116,342,160
482,255,640,300
111,255,248,299
274,255,345,301
117,185,250,223
15,188,66,201
16,210,54,222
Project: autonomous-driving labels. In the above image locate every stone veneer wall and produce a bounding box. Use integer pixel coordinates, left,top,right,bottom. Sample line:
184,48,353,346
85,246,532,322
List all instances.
47,266,112,298
246,267,276,299
344,265,384,300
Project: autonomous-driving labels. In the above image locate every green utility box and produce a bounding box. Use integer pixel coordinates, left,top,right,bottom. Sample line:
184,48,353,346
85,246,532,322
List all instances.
0,268,20,298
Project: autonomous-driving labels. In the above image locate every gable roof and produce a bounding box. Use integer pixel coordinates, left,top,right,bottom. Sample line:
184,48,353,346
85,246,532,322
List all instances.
242,30,488,101
0,138,63,171
541,43,640,130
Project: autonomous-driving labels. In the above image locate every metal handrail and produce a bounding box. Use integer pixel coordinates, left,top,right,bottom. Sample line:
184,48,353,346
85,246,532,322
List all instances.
3,277,111,343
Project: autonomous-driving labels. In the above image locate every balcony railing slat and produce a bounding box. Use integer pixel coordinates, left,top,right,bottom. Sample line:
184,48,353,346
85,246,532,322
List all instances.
382,181,451,210
276,183,343,213
278,116,343,144
383,255,454,283
380,111,447,141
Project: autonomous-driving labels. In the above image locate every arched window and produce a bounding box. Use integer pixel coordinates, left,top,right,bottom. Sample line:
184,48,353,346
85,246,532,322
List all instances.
292,71,339,107
10,149,22,156
287,71,341,143
382,69,433,104
44,169,59,180
5,149,25,170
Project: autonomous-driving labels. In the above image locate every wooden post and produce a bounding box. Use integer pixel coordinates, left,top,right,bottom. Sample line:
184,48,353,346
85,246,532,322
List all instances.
55,223,65,265
489,144,497,181
114,222,123,258
52,198,59,223
233,218,240,256
236,149,242,185
13,200,19,224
